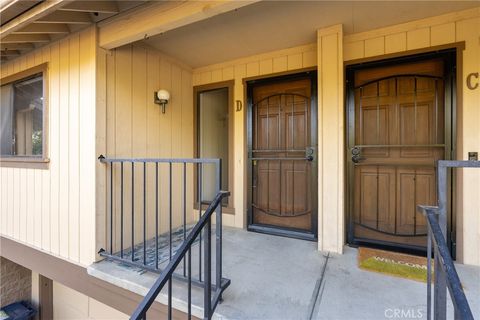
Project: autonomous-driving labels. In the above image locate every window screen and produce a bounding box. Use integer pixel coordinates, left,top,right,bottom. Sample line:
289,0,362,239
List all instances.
0,73,43,157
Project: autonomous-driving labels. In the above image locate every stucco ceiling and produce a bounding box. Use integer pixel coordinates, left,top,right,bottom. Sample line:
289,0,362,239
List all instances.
143,1,480,68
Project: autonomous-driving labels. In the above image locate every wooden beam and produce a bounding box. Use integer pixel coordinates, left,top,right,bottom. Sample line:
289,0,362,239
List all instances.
34,11,92,24
12,23,70,34
1,0,42,22
0,42,34,50
98,0,260,49
0,50,21,57
0,0,70,38
0,0,18,14
0,0,39,15
1,34,51,43
59,1,118,14
39,275,54,320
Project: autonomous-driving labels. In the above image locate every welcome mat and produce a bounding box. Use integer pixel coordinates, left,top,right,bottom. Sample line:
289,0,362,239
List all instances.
358,247,432,282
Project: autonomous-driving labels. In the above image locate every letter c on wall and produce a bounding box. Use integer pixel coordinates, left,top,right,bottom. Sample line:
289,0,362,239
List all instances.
466,72,479,90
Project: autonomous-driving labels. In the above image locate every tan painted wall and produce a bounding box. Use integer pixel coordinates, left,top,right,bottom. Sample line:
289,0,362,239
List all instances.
96,43,195,252
342,7,480,265
1,5,478,267
193,43,317,228
53,281,128,320
0,27,97,266
192,8,480,265
317,25,344,253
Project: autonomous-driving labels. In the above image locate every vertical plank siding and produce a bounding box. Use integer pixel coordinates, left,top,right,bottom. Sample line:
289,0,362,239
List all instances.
192,43,318,230
0,7,477,266
97,44,194,251
191,8,479,263
0,27,97,266
317,25,344,253
342,10,480,264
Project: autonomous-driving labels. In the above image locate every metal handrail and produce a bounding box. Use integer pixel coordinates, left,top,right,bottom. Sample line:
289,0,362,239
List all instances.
98,156,231,320
353,144,446,149
99,156,221,164
131,191,230,320
418,206,473,320
418,159,480,320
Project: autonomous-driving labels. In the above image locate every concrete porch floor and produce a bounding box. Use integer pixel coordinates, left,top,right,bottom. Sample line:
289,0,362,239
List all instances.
88,227,480,320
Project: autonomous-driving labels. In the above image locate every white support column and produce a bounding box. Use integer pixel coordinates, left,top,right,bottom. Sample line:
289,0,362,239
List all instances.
317,24,345,253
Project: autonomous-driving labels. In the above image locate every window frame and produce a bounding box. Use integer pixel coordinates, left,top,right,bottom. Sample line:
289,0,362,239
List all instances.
0,63,49,168
193,80,235,213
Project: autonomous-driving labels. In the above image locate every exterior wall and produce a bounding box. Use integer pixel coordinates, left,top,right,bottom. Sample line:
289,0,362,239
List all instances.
192,43,317,228
31,272,40,313
192,7,480,265
96,43,195,252
316,25,344,253
0,27,97,266
342,8,480,265
1,5,477,267
0,257,31,307
52,281,128,319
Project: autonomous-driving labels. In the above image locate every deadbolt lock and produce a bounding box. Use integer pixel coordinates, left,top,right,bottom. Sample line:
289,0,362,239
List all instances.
468,152,478,161
351,147,365,163
305,147,315,161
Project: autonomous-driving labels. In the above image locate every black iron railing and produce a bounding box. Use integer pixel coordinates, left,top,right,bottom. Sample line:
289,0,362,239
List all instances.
98,156,231,319
418,160,479,320
130,191,230,320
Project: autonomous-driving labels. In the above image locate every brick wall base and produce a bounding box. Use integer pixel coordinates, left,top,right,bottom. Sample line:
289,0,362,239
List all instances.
0,257,32,308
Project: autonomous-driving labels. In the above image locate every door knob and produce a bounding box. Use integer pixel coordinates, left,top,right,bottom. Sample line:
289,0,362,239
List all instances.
351,147,365,163
305,147,314,161
352,155,365,163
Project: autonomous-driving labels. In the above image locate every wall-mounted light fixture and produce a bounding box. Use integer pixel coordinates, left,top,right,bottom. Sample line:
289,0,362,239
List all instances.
154,89,170,113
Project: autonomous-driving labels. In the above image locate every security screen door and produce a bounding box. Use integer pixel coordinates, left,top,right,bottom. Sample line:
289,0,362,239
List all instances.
349,58,449,250
249,76,316,236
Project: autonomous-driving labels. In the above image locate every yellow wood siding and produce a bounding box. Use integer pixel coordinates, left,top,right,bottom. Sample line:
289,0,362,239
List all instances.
192,43,317,229
192,8,479,265
0,5,478,266
96,44,195,251
317,25,344,253
52,282,128,320
0,27,97,266
343,8,480,265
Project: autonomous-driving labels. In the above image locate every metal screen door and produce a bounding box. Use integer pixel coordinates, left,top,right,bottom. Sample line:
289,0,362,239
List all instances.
248,77,316,237
348,58,451,250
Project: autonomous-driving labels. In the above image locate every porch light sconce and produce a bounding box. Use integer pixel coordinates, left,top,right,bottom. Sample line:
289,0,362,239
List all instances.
154,89,170,113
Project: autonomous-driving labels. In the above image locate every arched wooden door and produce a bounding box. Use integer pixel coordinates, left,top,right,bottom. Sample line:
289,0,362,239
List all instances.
247,75,317,239
347,57,454,251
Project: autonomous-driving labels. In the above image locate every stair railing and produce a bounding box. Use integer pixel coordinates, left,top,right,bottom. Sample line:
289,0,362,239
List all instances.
418,160,479,320
98,156,231,319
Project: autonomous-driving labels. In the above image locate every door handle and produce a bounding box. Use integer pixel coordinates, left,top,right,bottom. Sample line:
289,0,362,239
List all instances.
351,147,365,163
351,154,365,163
305,147,314,162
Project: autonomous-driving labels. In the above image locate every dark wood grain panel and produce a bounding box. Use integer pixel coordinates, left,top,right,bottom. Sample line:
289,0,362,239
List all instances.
251,78,313,232
351,59,445,249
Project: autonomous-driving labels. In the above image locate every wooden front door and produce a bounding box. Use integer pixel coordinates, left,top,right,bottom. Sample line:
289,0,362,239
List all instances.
348,58,450,250
248,75,317,237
